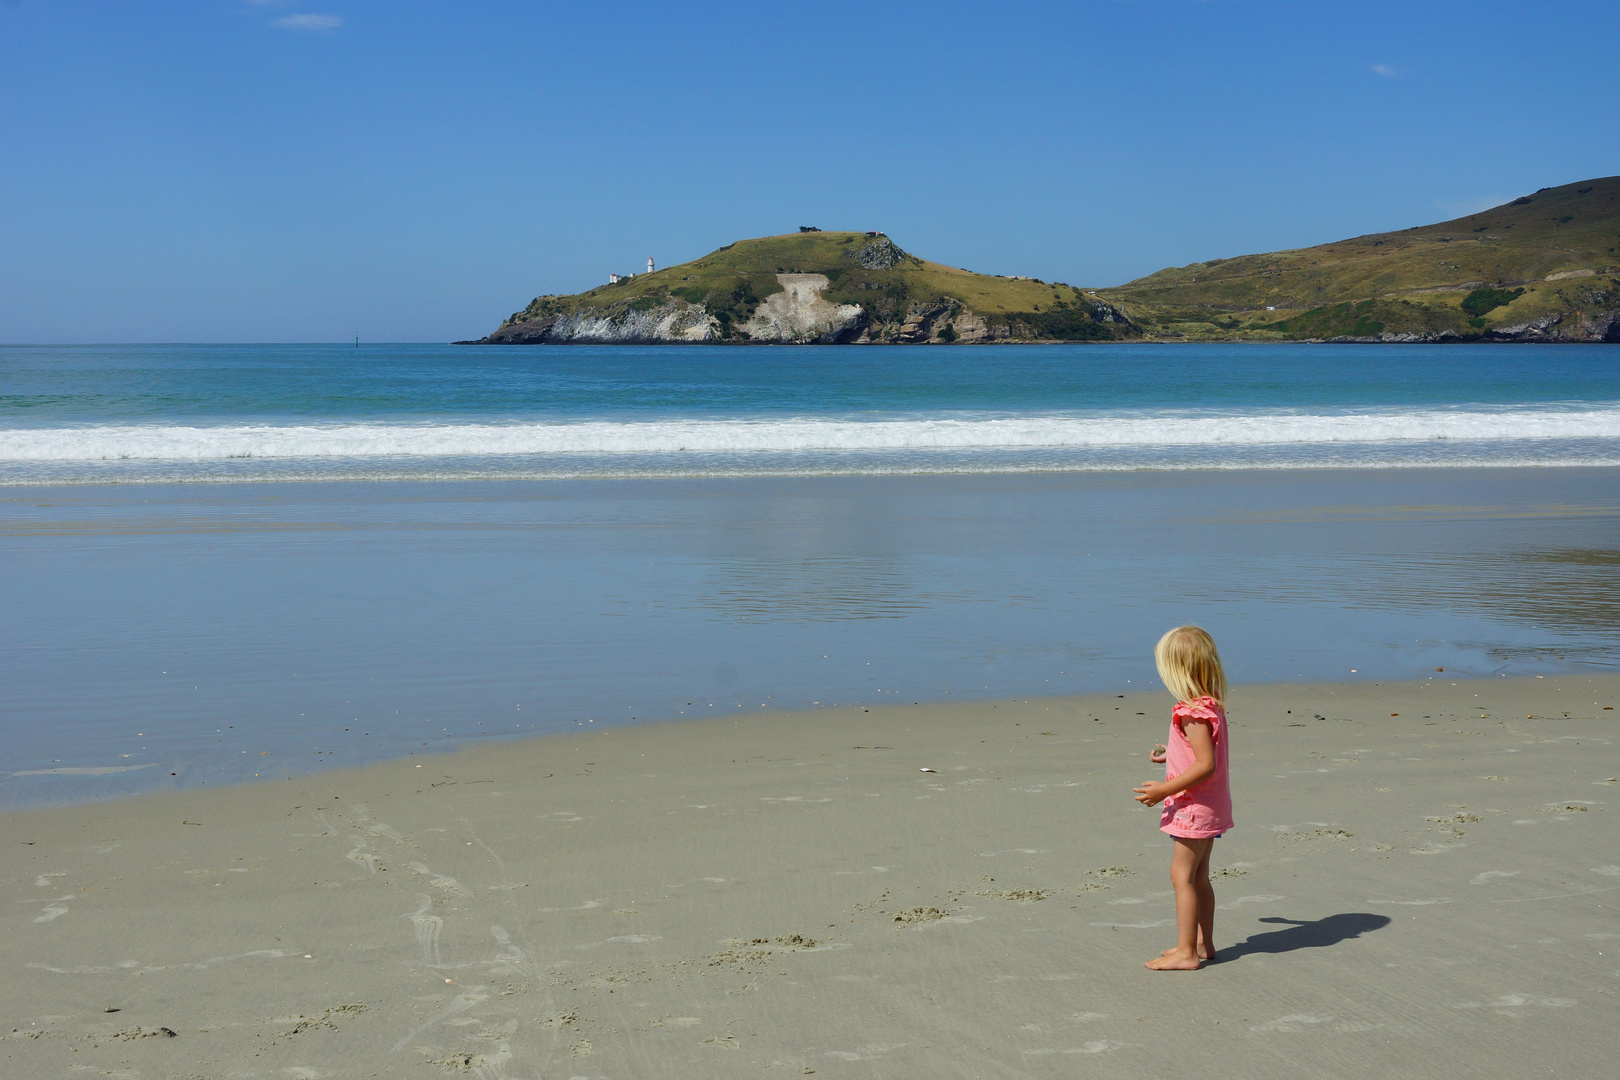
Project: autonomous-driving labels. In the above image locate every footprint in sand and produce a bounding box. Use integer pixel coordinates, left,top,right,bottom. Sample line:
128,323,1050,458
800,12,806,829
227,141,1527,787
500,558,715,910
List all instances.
1216,894,1286,910
1024,1040,1128,1055
1089,919,1174,929
1252,1014,1332,1033
1371,897,1453,905
541,899,603,912
489,926,532,975
1538,800,1595,815
353,812,405,842
406,862,473,898
26,961,116,974
406,897,443,966
575,935,661,949
1455,994,1576,1012
914,914,984,930
981,888,1051,902
388,988,489,1053
346,843,380,873
890,907,946,925
822,1043,906,1062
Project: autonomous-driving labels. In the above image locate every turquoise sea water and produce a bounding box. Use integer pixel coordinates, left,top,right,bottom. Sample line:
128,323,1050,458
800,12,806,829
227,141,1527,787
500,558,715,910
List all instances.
3,343,1619,481
1,343,1617,805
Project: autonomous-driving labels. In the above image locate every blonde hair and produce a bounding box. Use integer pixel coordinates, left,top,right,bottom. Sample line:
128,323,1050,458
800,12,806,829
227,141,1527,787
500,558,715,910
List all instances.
1154,625,1226,706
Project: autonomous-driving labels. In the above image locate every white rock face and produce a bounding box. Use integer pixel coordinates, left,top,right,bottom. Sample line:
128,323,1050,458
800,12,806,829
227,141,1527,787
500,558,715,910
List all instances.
549,303,715,343
745,274,865,343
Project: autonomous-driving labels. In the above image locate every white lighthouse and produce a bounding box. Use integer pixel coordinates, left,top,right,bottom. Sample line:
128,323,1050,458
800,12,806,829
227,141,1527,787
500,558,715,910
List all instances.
647,256,655,274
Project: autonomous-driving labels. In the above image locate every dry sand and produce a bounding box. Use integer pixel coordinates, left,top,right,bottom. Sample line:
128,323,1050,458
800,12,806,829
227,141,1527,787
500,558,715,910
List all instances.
5,675,1618,1078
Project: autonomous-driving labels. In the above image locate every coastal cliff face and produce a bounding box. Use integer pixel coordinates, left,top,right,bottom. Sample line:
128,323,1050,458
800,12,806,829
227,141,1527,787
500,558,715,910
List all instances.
468,232,1137,346
480,285,1136,346
1486,307,1620,343
487,303,715,344
481,275,868,346
1326,307,1620,345
746,274,866,343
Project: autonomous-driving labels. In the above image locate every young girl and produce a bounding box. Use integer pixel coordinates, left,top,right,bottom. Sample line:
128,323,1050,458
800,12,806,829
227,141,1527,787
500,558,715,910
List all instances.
1132,625,1233,970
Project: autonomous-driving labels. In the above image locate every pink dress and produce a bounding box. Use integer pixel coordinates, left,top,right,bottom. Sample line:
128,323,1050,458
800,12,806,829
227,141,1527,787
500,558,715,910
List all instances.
1160,696,1233,839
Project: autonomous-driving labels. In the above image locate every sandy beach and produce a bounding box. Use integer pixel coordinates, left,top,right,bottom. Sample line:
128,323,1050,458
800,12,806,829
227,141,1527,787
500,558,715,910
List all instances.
5,674,1616,1078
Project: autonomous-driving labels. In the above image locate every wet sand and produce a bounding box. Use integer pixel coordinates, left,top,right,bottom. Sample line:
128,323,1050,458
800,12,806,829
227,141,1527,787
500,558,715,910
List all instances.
7,466,1619,804
4,675,1618,1078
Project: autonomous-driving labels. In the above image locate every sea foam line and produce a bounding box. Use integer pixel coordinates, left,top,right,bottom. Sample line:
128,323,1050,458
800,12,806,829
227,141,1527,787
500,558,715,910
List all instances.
3,407,1619,461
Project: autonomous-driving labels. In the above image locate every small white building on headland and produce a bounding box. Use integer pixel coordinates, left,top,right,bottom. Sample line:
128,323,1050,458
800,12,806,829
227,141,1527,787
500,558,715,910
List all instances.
608,258,655,284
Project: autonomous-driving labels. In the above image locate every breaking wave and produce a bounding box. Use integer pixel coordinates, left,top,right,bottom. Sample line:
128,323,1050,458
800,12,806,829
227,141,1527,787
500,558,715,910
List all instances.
3,405,1618,482
6,406,1620,459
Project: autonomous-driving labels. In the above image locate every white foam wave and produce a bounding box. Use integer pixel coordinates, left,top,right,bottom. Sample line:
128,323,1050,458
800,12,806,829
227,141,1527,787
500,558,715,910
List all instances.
4,407,1618,462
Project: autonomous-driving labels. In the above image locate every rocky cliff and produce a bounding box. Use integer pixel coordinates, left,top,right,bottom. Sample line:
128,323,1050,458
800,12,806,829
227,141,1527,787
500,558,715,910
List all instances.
742,274,866,343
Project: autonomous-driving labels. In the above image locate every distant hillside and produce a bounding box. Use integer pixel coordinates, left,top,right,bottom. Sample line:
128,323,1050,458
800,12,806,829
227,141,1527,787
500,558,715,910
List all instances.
1099,176,1620,342
466,231,1136,345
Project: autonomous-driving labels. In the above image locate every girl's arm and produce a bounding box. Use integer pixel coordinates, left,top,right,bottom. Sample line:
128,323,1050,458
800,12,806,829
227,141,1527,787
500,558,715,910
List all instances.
1132,719,1216,806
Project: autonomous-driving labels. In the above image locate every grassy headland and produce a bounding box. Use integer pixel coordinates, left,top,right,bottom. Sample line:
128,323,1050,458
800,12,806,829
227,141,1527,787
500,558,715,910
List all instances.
477,232,1136,344
1100,176,1620,342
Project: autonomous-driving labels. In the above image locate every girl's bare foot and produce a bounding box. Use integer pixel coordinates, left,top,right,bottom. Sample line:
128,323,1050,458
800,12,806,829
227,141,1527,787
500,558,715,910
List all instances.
1145,947,1202,970
1161,944,1214,960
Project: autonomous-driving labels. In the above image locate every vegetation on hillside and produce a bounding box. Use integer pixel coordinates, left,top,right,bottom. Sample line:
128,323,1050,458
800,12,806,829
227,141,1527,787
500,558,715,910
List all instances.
1099,176,1620,341
481,176,1618,345
494,231,1134,343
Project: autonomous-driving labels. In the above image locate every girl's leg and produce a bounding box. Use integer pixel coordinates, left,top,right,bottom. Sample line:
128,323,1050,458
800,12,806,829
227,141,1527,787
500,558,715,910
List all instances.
1162,841,1217,959
1194,840,1216,960
1145,836,1213,970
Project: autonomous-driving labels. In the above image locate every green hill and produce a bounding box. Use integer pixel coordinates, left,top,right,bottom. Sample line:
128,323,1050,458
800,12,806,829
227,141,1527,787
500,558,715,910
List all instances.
472,231,1136,345
470,178,1620,346
1099,176,1620,342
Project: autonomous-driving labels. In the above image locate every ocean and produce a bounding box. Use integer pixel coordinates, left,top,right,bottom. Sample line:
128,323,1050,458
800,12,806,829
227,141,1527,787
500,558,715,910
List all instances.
2,342,1617,805
3,342,1619,483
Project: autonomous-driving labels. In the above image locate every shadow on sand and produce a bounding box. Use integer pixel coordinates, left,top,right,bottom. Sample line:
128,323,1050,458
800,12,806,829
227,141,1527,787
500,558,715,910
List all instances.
1215,913,1391,964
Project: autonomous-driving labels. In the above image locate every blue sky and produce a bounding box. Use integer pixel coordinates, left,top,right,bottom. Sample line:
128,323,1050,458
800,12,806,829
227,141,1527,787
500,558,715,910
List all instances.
2,1,1615,343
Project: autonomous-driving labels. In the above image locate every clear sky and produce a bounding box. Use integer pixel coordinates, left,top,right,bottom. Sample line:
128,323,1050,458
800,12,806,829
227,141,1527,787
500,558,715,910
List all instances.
2,0,1615,343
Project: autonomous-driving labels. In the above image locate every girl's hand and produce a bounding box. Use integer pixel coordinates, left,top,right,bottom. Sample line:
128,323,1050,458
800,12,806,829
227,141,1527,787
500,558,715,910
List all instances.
1134,722,1214,808
1149,744,1166,763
